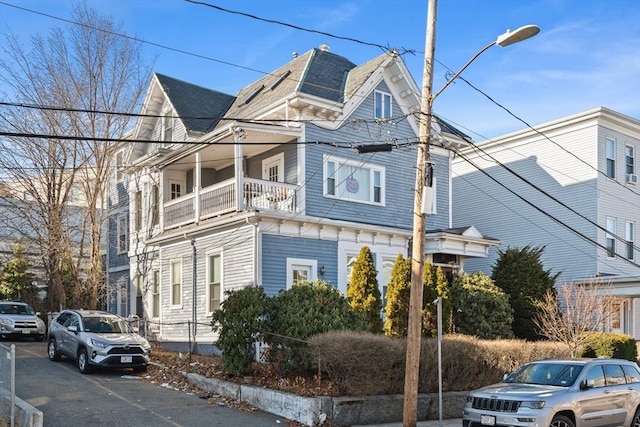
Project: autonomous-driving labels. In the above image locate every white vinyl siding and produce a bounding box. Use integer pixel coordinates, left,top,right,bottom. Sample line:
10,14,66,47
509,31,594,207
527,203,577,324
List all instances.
151,269,160,318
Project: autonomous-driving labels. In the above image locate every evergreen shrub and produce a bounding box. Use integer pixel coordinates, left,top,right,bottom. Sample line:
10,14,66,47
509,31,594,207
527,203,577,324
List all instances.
579,332,638,361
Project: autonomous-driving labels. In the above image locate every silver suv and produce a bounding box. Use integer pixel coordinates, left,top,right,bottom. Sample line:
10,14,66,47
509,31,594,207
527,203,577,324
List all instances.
47,309,151,374
0,301,46,341
463,358,640,427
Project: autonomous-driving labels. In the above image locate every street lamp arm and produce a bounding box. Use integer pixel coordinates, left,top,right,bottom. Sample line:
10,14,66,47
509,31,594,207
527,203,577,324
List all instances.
432,40,496,101
432,24,540,101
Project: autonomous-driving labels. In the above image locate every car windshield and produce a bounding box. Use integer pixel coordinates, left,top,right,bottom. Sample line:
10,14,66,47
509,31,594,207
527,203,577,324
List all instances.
0,303,34,315
82,316,131,334
504,362,584,387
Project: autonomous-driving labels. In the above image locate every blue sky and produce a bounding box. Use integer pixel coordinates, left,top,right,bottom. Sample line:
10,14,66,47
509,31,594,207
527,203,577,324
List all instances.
1,0,639,139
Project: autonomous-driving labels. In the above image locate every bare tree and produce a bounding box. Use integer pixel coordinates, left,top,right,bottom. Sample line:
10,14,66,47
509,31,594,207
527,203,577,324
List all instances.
0,3,149,311
534,280,615,357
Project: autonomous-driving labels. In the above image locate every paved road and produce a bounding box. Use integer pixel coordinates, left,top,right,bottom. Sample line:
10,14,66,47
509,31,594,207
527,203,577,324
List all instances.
12,340,295,427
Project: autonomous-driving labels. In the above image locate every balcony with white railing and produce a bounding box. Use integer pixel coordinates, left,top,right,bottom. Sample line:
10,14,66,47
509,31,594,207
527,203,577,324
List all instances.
163,178,299,230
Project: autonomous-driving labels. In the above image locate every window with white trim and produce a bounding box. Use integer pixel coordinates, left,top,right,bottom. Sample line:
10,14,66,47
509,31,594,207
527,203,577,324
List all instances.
374,90,392,119
606,217,616,258
117,214,128,253
116,151,124,181
262,153,284,182
151,184,159,226
286,258,317,289
163,111,173,142
625,145,636,180
134,190,142,231
606,138,616,179
626,221,635,261
170,260,182,306
207,253,222,313
169,181,182,200
151,269,160,318
324,156,385,205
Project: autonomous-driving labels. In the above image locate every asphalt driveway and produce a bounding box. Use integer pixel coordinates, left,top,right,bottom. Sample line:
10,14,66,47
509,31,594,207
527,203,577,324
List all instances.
12,340,293,427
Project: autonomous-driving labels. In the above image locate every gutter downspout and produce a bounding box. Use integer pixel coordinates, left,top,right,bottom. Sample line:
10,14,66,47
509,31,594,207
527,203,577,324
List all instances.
190,237,197,352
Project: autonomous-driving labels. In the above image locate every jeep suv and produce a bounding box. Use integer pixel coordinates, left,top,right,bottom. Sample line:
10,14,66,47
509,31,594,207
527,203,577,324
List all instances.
0,301,46,341
463,358,640,427
47,309,151,374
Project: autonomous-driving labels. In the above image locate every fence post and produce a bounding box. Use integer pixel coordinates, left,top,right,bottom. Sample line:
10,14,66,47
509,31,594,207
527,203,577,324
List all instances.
10,344,15,427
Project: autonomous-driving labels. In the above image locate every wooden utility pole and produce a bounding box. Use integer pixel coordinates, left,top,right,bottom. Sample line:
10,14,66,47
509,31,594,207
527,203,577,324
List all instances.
403,0,437,425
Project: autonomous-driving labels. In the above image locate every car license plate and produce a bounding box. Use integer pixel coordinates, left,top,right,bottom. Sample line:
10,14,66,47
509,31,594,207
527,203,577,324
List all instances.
481,415,496,426
21,330,30,334
121,356,132,363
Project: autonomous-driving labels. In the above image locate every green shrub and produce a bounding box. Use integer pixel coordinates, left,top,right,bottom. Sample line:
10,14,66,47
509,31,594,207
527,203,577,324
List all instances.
450,272,514,339
579,332,637,361
384,253,411,337
422,263,452,336
211,286,270,375
347,246,383,333
267,280,369,376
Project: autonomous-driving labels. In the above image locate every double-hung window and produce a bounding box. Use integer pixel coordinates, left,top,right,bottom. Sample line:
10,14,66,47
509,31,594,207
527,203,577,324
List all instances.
324,156,385,205
286,258,317,289
626,221,635,261
151,184,159,226
134,190,142,231
606,138,616,179
606,217,616,258
151,269,160,318
208,254,222,313
163,112,173,142
170,260,181,306
117,215,128,253
626,145,636,183
374,90,392,119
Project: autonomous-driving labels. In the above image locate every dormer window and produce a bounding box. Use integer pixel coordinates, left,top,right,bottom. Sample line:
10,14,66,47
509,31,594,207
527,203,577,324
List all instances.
163,111,173,142
374,90,392,119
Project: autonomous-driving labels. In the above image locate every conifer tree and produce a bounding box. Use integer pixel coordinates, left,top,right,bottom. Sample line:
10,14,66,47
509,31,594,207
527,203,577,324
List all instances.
492,245,559,340
383,253,411,336
347,246,383,333
0,242,36,303
422,263,453,336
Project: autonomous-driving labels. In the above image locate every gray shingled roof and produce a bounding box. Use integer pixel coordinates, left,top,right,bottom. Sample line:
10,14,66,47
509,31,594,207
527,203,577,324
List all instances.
155,73,235,134
298,48,356,101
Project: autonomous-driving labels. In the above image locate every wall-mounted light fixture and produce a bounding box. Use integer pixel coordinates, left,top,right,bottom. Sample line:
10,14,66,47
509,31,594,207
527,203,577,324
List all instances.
319,265,326,278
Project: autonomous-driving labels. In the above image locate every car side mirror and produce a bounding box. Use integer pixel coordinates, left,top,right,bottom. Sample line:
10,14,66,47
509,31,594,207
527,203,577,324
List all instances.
68,325,78,333
580,379,593,390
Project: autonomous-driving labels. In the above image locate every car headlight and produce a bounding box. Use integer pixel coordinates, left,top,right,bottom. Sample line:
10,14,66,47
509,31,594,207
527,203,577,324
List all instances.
521,401,546,409
90,338,109,349
0,318,13,326
37,319,46,328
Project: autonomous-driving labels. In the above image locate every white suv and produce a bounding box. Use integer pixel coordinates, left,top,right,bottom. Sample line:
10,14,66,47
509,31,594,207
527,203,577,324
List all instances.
0,301,46,341
463,358,640,427
47,309,151,374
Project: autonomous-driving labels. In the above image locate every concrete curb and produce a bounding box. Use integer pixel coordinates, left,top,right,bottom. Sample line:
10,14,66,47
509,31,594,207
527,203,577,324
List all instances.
0,388,43,427
184,372,465,426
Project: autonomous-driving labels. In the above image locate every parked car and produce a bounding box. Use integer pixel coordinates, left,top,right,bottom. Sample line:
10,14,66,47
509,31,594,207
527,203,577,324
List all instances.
0,301,46,341
463,358,640,427
47,309,151,374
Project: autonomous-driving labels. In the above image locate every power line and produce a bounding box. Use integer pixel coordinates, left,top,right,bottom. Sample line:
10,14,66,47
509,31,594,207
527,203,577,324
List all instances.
454,147,640,269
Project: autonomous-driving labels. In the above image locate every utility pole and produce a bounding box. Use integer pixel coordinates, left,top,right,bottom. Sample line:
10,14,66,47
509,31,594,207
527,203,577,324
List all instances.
403,0,437,426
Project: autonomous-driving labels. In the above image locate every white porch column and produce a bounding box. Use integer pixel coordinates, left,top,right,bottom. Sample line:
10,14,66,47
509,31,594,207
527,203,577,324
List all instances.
233,127,245,209
194,151,201,224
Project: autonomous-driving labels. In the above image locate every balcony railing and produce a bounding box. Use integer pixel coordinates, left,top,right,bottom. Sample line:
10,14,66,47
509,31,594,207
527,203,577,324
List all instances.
163,178,298,230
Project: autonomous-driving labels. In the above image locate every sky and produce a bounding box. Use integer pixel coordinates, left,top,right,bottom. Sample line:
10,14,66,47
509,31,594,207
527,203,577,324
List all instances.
0,0,639,140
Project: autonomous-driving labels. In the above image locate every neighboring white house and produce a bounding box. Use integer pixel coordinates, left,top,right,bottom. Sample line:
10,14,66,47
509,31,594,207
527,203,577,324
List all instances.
452,107,640,337
115,45,500,352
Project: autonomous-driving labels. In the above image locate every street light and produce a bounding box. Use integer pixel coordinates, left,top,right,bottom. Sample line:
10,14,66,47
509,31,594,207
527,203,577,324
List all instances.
402,1,539,425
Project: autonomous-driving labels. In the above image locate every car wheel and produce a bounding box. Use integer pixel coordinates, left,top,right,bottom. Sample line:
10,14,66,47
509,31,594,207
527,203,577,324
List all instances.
47,338,61,362
550,415,575,427
77,348,93,374
633,407,640,427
